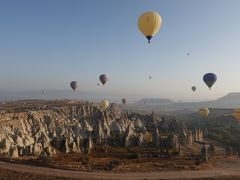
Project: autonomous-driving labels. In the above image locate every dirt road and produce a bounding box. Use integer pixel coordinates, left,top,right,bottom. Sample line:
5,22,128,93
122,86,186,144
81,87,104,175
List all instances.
1,159,240,180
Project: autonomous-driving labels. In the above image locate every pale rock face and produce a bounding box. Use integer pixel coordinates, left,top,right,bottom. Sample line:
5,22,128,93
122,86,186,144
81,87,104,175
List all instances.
0,135,15,154
124,123,134,138
0,126,14,138
66,133,75,145
63,139,70,153
21,118,32,136
109,120,121,136
133,119,143,128
116,119,129,132
133,119,146,134
86,137,93,153
93,120,105,144
33,143,43,156
137,133,144,147
83,119,93,131
72,123,82,137
74,136,82,153
14,135,24,148
123,124,134,148
102,121,110,138
152,127,160,147
69,141,79,153
0,104,199,158
9,145,18,158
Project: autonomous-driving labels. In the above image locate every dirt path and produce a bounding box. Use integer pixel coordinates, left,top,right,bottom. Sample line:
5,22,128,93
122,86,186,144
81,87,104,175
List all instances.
0,160,240,180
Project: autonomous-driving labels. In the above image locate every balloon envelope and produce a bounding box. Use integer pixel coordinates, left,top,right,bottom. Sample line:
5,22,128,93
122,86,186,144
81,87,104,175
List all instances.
122,98,126,104
199,108,209,117
99,74,108,85
100,100,109,111
192,86,196,92
234,108,240,120
138,11,162,43
203,73,217,90
70,81,78,91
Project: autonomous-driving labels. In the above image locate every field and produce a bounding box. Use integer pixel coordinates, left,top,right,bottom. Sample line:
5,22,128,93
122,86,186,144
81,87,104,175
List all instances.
1,157,240,180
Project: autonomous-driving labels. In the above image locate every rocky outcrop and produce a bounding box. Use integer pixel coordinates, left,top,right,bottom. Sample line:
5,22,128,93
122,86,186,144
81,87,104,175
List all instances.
0,104,205,158
0,105,133,157
9,145,18,158
152,127,160,147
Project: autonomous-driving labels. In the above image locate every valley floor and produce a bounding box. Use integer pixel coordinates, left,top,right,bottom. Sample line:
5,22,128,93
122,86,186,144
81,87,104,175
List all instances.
1,157,240,180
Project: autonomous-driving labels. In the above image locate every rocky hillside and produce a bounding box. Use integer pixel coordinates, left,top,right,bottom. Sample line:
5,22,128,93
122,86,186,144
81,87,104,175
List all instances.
0,103,150,158
0,101,198,159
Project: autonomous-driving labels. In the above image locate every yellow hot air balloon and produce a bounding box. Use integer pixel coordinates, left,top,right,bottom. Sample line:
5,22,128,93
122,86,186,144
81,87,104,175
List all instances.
138,11,162,43
233,108,240,120
100,100,109,111
198,108,209,117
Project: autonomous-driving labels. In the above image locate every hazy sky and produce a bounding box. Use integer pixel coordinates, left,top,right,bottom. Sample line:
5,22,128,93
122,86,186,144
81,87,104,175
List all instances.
1,0,240,101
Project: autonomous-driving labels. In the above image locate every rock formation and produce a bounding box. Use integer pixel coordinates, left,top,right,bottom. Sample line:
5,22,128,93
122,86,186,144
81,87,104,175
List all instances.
0,104,206,158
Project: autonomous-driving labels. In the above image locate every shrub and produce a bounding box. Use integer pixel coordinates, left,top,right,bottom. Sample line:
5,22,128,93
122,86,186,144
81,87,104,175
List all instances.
126,153,141,159
82,155,90,164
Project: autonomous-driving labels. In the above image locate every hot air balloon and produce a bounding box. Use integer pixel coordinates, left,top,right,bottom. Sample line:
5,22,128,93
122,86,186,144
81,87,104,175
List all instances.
138,11,162,43
70,81,78,91
149,76,152,80
192,86,196,92
100,100,109,111
99,74,108,85
203,73,217,90
199,108,209,117
233,108,240,120
97,83,100,86
122,98,126,104
187,53,190,56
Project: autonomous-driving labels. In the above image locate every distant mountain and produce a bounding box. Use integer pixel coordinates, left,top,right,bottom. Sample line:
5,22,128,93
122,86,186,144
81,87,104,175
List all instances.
0,90,143,103
1,90,240,111
137,98,175,105
0,90,124,103
131,93,240,112
213,92,240,108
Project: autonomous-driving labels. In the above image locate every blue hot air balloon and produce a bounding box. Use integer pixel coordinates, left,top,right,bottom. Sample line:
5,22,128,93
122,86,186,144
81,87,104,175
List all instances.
203,73,217,90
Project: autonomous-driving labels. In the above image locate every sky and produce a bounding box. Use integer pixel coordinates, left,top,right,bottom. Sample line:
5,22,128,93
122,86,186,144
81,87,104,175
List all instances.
1,0,240,102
